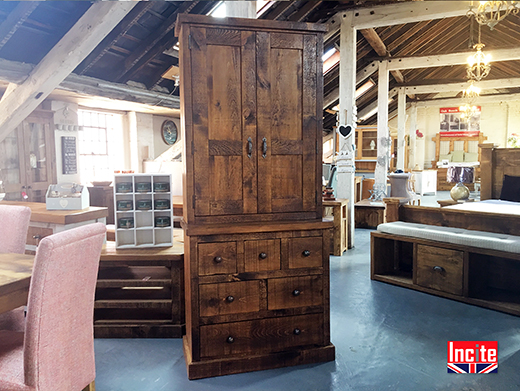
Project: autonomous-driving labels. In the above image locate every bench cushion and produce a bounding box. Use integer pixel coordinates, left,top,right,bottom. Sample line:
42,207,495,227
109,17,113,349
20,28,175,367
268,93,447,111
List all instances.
377,222,520,253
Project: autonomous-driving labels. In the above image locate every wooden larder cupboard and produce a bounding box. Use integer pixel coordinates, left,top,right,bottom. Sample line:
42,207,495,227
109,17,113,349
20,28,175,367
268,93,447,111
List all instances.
177,15,334,380
180,15,323,225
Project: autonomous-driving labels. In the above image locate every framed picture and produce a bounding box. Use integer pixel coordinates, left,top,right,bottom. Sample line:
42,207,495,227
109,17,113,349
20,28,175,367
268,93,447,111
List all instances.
440,107,481,133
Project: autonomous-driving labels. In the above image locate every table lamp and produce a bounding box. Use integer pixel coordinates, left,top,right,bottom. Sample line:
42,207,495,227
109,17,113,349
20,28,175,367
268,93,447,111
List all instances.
447,166,474,201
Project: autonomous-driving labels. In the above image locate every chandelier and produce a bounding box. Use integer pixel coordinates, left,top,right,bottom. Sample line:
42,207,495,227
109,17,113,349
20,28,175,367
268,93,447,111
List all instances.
467,1,519,30
459,82,481,121
466,23,492,82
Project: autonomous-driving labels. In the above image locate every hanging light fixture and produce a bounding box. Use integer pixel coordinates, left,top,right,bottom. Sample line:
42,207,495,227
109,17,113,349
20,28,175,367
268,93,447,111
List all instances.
467,1,519,30
466,22,492,82
459,82,481,121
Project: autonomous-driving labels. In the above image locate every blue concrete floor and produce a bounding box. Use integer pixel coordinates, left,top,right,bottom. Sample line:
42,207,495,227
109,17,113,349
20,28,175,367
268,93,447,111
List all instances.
94,223,520,390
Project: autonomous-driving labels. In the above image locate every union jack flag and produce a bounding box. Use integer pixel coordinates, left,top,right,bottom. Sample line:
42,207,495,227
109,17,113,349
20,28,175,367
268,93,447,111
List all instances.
447,363,498,374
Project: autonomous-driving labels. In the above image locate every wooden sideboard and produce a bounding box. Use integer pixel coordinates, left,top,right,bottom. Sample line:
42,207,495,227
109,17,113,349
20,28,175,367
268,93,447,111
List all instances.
95,237,184,338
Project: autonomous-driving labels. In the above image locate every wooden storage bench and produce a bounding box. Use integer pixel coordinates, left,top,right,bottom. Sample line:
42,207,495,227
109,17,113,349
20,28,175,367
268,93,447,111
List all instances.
94,238,184,338
371,222,520,316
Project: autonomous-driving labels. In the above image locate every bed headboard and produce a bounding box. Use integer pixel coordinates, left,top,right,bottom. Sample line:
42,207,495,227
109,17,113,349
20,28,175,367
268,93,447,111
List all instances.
431,132,488,167
480,143,520,199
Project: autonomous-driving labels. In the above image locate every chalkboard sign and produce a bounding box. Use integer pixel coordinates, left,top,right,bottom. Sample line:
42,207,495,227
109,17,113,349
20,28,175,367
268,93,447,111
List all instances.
61,136,77,175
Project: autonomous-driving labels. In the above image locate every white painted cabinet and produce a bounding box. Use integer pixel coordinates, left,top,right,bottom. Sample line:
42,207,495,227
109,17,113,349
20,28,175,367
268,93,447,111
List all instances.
413,170,437,195
114,173,173,248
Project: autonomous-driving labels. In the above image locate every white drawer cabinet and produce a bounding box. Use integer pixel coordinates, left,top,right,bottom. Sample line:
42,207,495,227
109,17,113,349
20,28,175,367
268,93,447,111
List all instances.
413,170,437,195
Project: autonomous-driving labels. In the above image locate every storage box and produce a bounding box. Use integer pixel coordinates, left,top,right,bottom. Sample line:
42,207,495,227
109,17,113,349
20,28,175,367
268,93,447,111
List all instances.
46,183,90,210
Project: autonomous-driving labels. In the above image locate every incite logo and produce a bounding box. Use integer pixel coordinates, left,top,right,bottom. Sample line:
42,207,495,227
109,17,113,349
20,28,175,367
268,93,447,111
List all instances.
447,341,498,374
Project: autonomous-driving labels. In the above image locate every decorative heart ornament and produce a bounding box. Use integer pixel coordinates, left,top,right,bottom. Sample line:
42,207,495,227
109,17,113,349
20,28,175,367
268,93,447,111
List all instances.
59,199,68,208
338,124,353,139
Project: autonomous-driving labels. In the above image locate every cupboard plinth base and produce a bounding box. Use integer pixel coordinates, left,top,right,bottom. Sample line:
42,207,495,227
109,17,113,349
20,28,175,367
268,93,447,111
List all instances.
183,336,335,380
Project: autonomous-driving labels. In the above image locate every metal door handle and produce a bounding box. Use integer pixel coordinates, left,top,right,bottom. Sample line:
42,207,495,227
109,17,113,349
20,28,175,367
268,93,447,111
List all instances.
247,137,252,159
262,137,267,158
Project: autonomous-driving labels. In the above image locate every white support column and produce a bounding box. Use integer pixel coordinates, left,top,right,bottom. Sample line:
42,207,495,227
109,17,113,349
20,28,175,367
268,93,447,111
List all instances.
374,61,390,198
224,1,256,18
409,102,418,168
336,12,356,248
397,87,406,171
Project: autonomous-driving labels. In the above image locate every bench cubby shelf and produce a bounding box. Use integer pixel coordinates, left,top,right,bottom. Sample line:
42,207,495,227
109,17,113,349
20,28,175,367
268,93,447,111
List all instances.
114,173,173,248
371,231,520,316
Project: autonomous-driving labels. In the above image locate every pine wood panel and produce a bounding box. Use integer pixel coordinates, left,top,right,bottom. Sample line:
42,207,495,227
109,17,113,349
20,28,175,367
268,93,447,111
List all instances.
197,241,237,276
288,236,322,269
199,313,323,358
416,244,464,296
199,280,260,317
267,275,323,310
244,239,281,272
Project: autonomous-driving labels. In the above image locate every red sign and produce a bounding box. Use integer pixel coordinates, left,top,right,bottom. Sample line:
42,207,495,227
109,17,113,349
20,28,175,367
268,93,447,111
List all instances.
440,107,481,114
447,341,498,374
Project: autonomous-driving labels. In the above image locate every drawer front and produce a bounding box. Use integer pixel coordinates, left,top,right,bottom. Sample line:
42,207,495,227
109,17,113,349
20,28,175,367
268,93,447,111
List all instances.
288,237,323,269
200,313,323,358
26,226,53,247
416,244,463,295
244,239,281,272
268,275,323,310
198,242,237,276
199,281,260,317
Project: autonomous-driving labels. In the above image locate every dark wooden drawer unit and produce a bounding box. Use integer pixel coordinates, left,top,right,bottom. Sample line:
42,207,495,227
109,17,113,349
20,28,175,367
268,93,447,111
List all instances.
416,244,464,296
183,222,334,379
94,240,184,338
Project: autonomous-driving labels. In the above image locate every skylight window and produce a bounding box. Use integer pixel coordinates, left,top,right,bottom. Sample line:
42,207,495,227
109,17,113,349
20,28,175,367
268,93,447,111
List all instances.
209,1,226,18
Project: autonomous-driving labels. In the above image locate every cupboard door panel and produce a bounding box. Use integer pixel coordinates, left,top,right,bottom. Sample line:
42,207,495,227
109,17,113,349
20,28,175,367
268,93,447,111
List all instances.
257,33,317,215
190,28,257,218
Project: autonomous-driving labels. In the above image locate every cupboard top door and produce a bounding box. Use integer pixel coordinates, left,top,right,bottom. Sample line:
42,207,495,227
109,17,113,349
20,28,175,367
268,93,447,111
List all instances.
188,27,258,220
257,32,321,217
183,26,323,223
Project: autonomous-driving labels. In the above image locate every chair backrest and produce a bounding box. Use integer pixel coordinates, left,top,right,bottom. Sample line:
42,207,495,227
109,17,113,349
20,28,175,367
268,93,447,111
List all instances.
23,223,106,391
0,204,31,254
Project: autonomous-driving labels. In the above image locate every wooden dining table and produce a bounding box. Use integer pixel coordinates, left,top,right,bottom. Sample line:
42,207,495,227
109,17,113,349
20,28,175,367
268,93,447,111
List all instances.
0,253,34,314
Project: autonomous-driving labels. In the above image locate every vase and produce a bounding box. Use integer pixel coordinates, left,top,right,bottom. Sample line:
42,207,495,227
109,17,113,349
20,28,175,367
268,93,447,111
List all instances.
450,182,470,201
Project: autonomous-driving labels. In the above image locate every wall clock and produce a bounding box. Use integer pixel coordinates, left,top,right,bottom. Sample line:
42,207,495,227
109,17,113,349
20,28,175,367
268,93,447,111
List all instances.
161,120,178,145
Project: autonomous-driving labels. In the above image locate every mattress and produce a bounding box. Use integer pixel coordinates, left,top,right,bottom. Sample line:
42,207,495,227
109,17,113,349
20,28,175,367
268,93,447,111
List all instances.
444,199,520,216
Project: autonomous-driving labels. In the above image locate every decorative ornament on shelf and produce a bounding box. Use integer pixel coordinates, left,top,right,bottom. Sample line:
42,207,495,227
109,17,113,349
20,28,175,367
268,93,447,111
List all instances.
467,1,519,30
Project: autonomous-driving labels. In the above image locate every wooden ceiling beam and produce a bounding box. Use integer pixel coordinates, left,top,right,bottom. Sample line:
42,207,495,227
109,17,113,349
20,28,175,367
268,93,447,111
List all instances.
115,1,198,83
0,2,39,51
75,2,154,75
404,77,520,95
0,1,137,143
416,91,520,107
0,58,179,109
287,1,322,22
326,2,471,41
263,2,294,20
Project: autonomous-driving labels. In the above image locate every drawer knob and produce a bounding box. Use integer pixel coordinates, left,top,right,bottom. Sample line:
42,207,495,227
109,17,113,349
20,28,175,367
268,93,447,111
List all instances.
226,336,234,344
302,250,311,257
292,289,301,297
213,256,223,263
293,328,301,335
226,295,234,303
259,252,267,259
433,266,445,273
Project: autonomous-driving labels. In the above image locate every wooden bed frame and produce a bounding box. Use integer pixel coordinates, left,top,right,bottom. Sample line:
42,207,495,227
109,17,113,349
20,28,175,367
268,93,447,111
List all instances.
479,143,520,200
431,132,487,191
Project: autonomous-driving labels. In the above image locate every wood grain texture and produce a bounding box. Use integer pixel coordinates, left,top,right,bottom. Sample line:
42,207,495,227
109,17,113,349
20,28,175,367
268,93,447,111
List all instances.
199,280,260,317
0,253,33,313
416,244,464,296
267,275,323,310
244,239,281,272
199,313,323,358
288,236,323,269
0,201,107,224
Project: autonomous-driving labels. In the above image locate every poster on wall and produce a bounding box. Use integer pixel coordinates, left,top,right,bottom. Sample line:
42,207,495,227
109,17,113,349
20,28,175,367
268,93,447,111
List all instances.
440,107,481,135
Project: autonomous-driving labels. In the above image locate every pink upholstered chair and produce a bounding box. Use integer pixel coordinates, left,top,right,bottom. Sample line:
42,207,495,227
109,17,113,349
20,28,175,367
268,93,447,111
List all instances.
0,204,31,332
0,223,106,391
